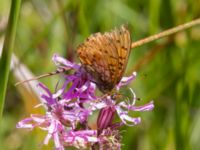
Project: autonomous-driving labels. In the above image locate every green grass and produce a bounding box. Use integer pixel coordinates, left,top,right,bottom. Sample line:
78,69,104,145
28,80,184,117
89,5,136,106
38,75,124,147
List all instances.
0,0,21,121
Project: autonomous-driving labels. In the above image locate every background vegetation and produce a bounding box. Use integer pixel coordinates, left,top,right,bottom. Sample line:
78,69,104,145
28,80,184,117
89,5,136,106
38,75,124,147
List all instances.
0,0,200,150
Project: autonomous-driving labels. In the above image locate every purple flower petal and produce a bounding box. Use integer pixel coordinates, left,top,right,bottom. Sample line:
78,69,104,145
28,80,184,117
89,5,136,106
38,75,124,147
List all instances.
62,130,98,148
116,72,137,90
115,106,141,126
37,83,52,97
128,101,154,111
38,83,56,105
16,118,35,129
53,80,70,99
52,54,80,70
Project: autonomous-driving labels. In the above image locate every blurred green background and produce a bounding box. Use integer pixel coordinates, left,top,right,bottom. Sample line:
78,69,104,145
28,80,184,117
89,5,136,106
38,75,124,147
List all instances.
0,0,200,150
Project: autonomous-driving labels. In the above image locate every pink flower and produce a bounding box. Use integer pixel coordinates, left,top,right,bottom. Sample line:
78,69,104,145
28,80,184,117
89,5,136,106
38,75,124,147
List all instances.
17,54,154,150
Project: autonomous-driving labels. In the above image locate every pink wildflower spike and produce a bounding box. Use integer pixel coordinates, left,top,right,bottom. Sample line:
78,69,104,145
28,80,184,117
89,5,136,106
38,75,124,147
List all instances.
17,54,154,150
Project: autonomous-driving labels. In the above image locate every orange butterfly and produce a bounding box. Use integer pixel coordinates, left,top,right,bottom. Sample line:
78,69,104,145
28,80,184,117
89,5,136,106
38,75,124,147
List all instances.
77,25,131,93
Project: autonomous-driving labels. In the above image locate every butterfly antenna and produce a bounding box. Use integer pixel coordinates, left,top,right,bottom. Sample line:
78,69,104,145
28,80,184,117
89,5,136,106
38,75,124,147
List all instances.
15,69,66,86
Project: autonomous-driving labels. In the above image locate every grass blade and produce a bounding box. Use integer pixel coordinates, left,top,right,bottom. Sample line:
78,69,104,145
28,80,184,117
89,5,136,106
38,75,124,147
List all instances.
0,0,22,121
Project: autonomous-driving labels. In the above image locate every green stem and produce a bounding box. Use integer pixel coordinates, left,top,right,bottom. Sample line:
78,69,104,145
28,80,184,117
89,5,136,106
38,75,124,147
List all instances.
0,0,22,121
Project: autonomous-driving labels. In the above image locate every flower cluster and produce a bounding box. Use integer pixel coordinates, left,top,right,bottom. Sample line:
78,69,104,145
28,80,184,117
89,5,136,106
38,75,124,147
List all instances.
16,54,154,150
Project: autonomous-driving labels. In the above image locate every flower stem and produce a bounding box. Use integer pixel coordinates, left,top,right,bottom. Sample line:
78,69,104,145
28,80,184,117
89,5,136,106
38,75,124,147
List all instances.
131,18,200,49
0,0,22,121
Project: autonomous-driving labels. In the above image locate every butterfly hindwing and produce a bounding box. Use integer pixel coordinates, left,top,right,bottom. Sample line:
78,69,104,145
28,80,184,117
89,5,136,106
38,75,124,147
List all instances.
77,25,131,93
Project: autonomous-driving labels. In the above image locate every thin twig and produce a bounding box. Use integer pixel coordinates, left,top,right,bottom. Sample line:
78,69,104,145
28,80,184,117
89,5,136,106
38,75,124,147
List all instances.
131,18,200,49
15,68,66,86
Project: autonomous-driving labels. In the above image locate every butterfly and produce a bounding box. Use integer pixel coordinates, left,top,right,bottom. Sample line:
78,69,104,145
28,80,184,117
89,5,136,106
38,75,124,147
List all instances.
77,25,131,93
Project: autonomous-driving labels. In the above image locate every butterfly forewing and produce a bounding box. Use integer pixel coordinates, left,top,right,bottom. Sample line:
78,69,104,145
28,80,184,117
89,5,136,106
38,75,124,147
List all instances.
77,25,131,93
